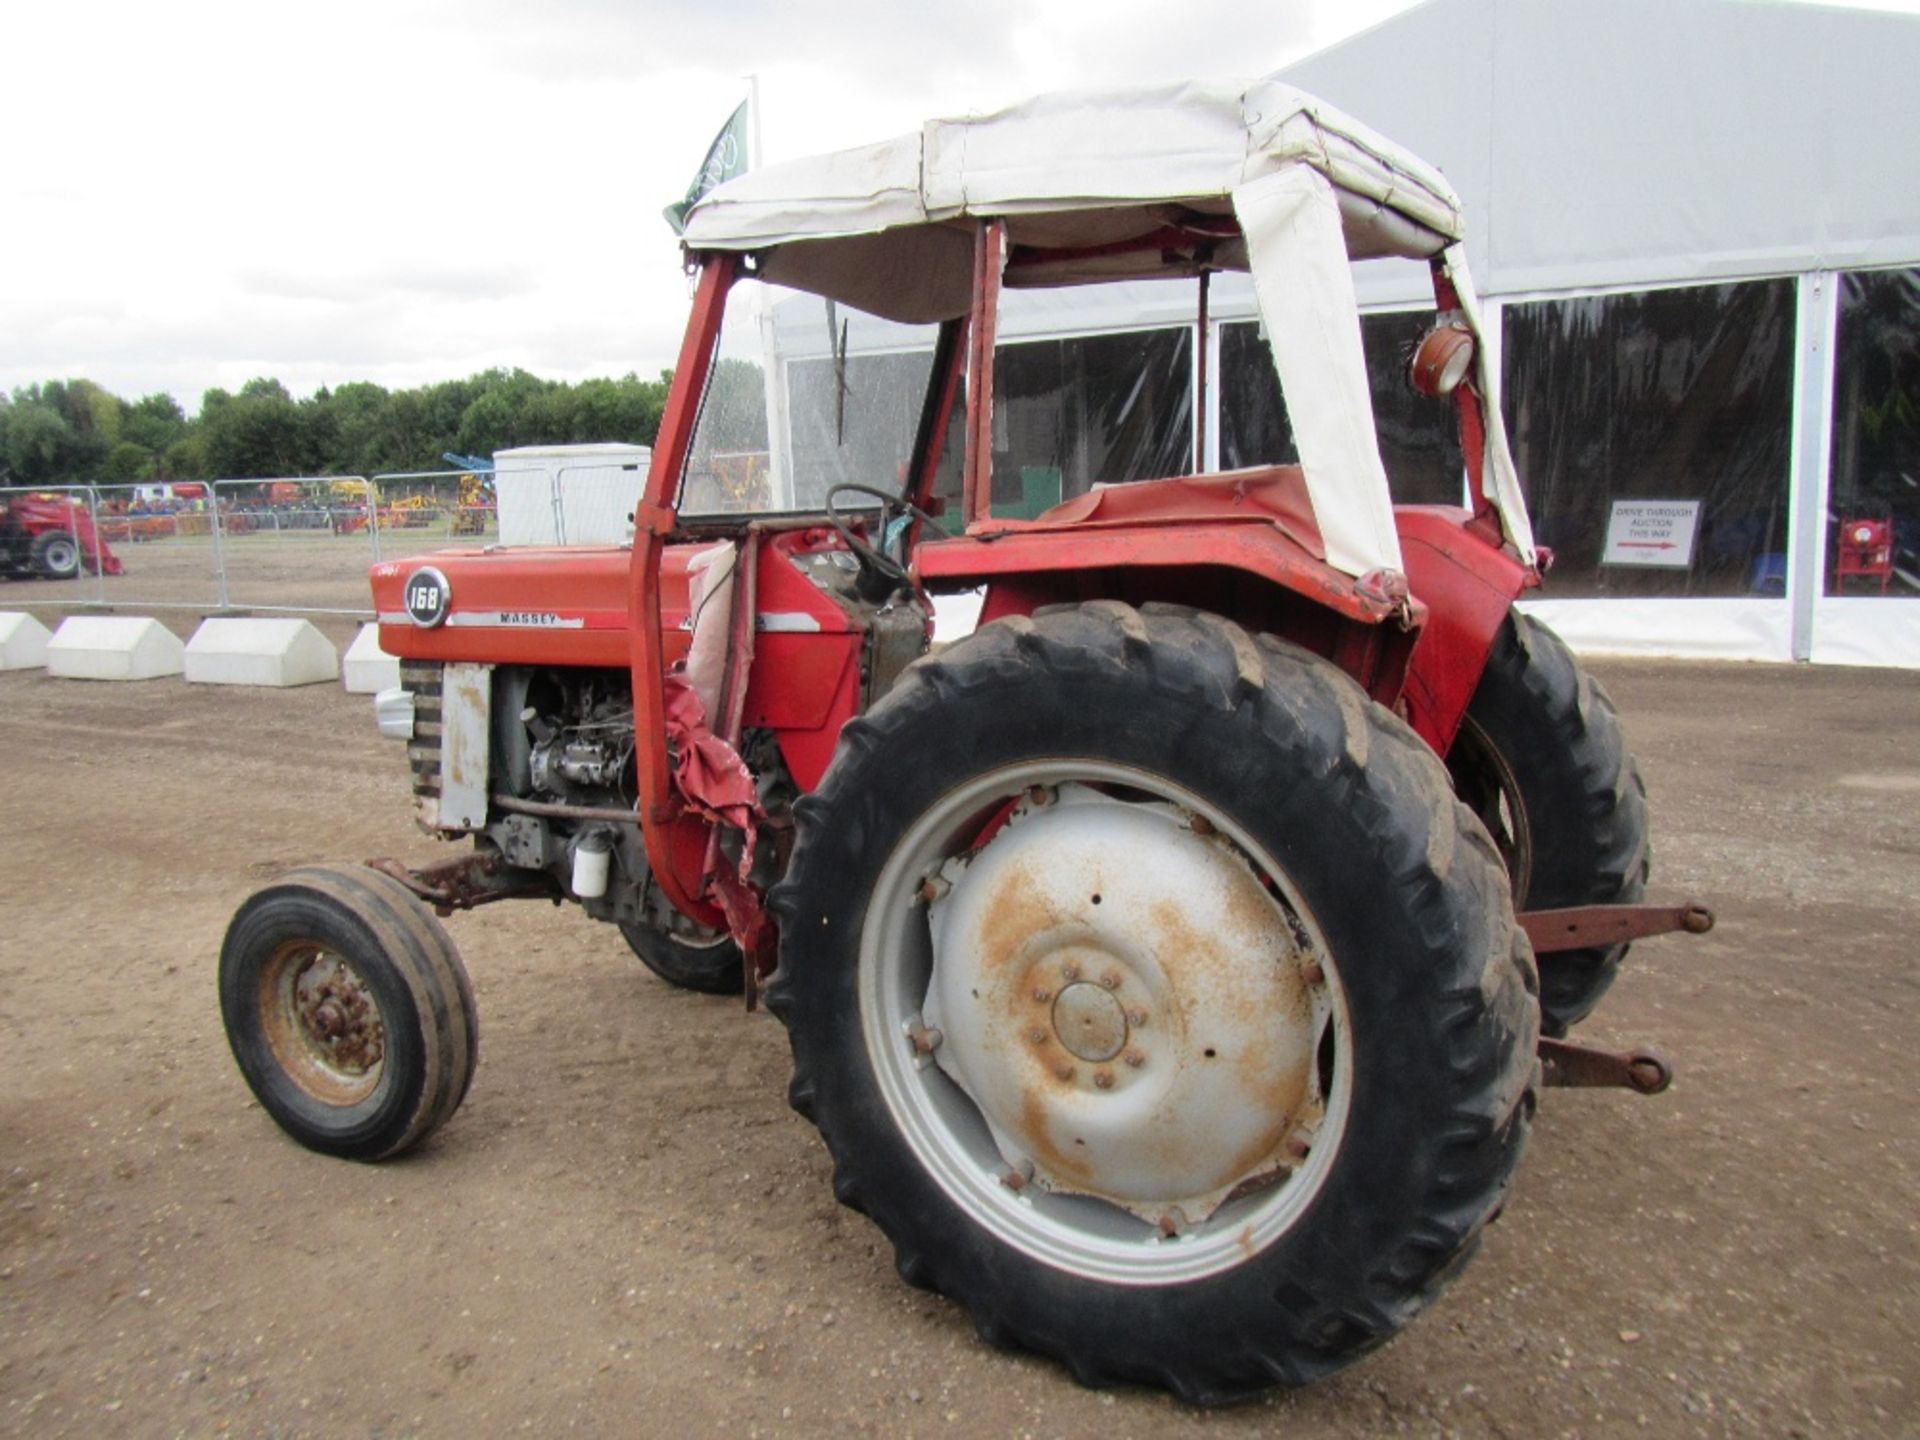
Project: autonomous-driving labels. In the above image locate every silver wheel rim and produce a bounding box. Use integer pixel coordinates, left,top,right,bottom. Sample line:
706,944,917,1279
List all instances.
44,538,77,574
859,760,1352,1286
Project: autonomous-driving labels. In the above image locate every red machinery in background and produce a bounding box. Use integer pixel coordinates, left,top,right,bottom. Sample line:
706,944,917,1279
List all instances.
0,491,124,579
1834,515,1894,593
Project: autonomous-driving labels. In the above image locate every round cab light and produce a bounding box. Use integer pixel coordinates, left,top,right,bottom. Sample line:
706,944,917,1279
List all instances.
1409,323,1478,398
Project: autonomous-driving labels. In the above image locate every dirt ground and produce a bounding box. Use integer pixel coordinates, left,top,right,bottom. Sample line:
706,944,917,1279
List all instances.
0,638,1915,1438
1,529,473,618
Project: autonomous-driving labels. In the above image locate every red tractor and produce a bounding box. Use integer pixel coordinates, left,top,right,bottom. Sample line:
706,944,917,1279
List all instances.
0,490,124,579
219,81,1709,1401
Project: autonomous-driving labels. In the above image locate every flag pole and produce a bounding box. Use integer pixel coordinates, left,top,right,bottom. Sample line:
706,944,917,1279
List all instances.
744,72,793,510
748,72,764,169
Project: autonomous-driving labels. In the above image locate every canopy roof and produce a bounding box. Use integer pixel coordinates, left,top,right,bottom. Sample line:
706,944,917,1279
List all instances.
682,78,1465,324
1280,0,1920,302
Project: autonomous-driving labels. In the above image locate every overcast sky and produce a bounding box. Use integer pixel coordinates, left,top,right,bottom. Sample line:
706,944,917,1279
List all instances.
2,0,1912,414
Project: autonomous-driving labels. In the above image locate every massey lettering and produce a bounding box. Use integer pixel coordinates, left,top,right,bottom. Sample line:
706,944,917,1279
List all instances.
501,612,563,626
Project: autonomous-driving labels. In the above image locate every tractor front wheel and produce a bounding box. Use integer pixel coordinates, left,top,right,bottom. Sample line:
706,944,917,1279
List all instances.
30,530,80,579
768,603,1538,1402
219,865,479,1160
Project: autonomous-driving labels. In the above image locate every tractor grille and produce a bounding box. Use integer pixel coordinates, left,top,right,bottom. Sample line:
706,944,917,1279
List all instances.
402,661,443,801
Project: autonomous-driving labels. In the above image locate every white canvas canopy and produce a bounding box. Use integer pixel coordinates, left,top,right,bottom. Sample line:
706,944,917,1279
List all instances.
682,79,1539,580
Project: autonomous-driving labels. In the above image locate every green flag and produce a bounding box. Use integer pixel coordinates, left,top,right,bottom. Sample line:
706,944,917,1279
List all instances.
663,100,750,236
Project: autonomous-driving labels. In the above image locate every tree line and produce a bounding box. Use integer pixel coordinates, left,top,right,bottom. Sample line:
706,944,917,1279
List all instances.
0,369,674,489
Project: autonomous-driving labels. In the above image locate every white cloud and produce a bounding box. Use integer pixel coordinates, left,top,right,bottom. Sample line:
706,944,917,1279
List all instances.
1,0,1907,412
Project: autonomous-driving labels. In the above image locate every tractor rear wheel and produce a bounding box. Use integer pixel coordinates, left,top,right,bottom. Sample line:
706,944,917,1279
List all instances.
1447,611,1650,1035
219,864,479,1160
767,602,1537,1402
30,530,80,579
619,917,744,995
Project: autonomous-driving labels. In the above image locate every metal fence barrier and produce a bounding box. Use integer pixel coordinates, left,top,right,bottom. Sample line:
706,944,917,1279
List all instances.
0,471,503,618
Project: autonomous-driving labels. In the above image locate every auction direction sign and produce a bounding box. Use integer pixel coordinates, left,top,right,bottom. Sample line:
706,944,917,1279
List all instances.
1601,499,1701,569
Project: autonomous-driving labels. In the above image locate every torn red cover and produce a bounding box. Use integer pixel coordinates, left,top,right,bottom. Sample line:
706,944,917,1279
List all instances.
662,670,759,870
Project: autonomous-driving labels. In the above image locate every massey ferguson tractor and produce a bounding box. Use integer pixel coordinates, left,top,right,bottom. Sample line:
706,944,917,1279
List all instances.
219,80,1711,1402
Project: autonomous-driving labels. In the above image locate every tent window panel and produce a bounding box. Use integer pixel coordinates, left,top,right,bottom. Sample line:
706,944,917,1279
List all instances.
990,327,1192,516
1217,314,1464,505
1501,279,1793,599
1828,267,1920,597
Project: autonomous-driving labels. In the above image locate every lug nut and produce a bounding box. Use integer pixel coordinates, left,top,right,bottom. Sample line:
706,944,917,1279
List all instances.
1031,986,1052,1003
1092,1069,1114,1090
1026,1026,1048,1046
1053,1061,1076,1081
1100,971,1121,990
1128,1008,1149,1028
1123,1050,1145,1069
1062,961,1081,981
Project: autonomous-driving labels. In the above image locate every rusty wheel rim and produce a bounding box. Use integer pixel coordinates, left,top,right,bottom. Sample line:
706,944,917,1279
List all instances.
860,762,1352,1286
256,941,387,1107
1447,713,1533,900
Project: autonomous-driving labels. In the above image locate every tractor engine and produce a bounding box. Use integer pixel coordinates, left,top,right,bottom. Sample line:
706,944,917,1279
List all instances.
486,666,655,927
391,659,790,935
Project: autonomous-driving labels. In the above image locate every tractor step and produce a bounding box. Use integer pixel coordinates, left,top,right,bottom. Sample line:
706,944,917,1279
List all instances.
1518,900,1714,954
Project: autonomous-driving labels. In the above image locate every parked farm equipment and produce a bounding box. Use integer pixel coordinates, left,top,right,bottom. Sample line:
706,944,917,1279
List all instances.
0,489,124,579
220,79,1712,1402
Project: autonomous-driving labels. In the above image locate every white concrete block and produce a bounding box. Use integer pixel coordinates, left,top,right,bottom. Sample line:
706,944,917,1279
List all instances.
0,612,53,670
185,618,339,688
46,616,186,680
342,623,401,694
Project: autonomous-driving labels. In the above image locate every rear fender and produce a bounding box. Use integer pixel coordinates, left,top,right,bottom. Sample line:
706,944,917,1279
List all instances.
1392,506,1535,753
921,563,1413,710
922,501,1533,742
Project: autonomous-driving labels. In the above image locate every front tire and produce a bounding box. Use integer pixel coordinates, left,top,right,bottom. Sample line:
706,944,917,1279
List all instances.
30,530,80,579
768,603,1537,1402
219,865,480,1160
1447,612,1650,1035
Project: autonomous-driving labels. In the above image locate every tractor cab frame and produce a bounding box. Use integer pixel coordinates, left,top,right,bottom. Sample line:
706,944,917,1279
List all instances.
631,81,1540,953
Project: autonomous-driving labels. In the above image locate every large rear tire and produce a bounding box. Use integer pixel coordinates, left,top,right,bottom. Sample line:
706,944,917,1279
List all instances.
768,602,1537,1402
1447,612,1650,1035
219,865,480,1160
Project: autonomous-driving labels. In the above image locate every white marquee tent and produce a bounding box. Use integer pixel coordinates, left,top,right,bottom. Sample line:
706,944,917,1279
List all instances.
1273,0,1920,665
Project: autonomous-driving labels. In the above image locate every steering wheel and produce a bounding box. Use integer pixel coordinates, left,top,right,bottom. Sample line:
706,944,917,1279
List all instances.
824,483,942,596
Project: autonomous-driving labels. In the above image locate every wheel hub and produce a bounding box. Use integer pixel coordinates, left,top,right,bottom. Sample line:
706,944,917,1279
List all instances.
259,944,386,1104
292,956,383,1074
1050,981,1128,1063
922,785,1329,1223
